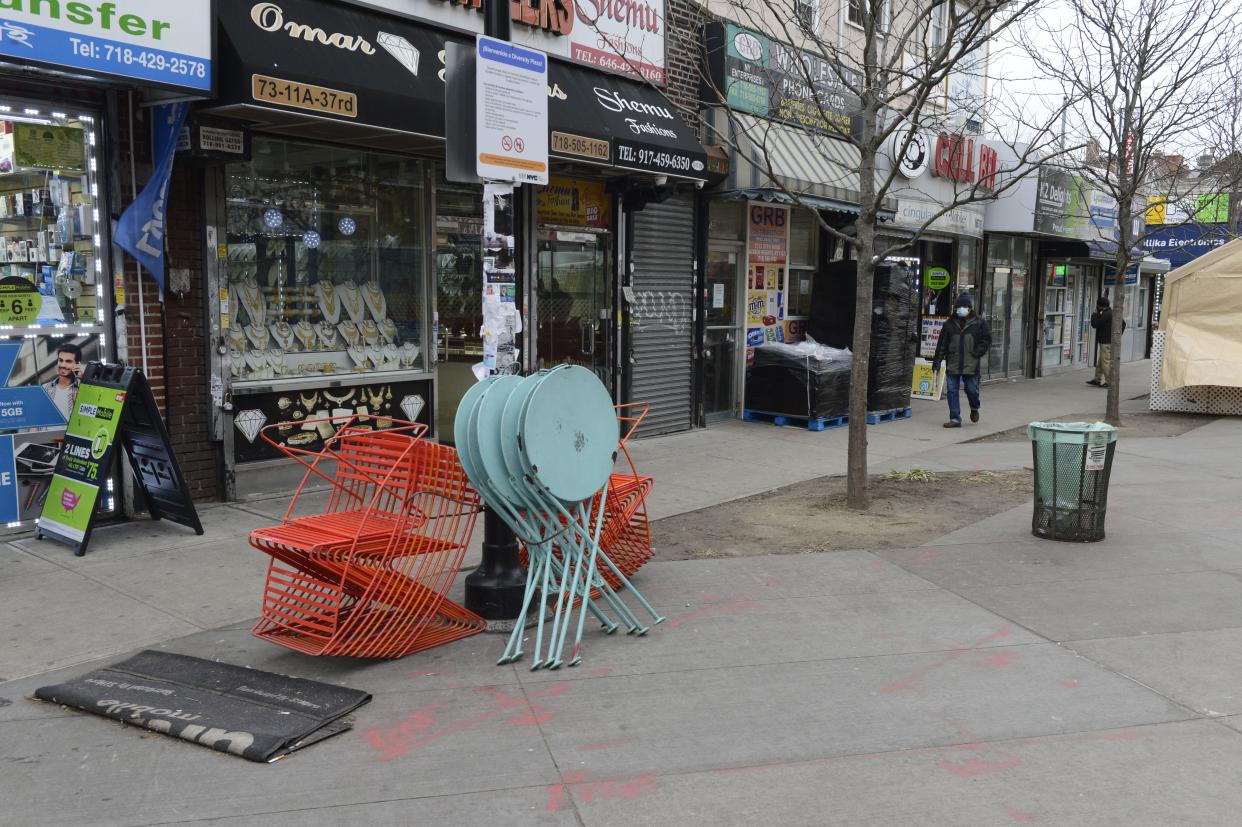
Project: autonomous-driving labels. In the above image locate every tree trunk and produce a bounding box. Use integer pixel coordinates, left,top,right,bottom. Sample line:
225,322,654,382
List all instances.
847,226,875,511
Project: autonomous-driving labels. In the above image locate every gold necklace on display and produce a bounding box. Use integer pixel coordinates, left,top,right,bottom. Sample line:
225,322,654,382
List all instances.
298,391,321,411
324,389,355,406
317,281,340,323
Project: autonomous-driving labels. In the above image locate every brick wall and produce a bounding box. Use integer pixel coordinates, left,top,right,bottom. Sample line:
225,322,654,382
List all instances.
161,167,222,500
115,106,222,501
665,0,708,137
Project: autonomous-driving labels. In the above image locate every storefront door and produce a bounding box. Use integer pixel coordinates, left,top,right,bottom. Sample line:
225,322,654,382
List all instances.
703,245,743,421
536,229,611,390
434,183,484,445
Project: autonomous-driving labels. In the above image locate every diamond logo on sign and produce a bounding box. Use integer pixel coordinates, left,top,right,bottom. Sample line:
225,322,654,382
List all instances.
234,409,267,443
400,395,425,422
378,32,420,77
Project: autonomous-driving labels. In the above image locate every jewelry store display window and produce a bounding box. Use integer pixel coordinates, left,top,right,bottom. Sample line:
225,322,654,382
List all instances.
0,101,116,529
224,138,429,385
223,138,433,463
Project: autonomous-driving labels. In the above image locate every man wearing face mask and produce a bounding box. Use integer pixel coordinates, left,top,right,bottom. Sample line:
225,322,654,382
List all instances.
932,293,992,428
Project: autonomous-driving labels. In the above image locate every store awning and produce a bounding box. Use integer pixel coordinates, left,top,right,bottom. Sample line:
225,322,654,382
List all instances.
548,66,709,182
208,0,709,177
705,108,869,211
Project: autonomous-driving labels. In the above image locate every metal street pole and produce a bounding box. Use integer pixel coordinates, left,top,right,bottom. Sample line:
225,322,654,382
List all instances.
464,0,526,627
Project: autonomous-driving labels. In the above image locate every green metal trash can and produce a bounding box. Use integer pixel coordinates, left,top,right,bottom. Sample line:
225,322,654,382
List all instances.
1028,421,1118,542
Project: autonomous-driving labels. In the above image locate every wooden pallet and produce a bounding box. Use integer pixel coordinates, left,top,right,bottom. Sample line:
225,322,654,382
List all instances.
743,408,848,432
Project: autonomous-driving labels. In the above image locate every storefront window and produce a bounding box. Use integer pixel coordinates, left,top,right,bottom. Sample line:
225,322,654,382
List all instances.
786,209,817,319
957,239,980,296
709,201,745,241
0,103,112,528
223,138,428,386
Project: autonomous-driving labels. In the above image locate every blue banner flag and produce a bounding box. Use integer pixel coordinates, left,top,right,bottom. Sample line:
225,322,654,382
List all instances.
114,102,189,292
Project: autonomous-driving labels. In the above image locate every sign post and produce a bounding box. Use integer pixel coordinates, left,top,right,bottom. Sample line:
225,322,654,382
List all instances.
462,0,540,627
36,363,203,556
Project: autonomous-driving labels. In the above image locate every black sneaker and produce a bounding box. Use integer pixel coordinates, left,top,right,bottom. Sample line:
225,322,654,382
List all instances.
943,420,962,428
1086,379,1101,386
970,409,980,423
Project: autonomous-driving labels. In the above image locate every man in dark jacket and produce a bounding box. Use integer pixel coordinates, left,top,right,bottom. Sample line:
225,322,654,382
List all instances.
932,293,992,428
1088,296,1123,387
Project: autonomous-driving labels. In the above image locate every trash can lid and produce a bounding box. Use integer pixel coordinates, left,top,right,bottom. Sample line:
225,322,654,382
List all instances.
1028,420,1118,444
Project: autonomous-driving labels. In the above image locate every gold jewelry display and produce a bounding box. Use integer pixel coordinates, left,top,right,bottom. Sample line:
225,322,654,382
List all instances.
363,280,387,321
338,320,361,347
236,276,266,327
298,391,321,411
347,345,368,368
316,280,340,324
361,319,380,345
399,342,419,368
315,321,338,349
323,389,355,406
293,320,316,350
365,387,384,409
277,396,293,411
340,280,366,324
227,328,247,352
269,320,296,351
380,318,398,343
245,323,270,350
365,344,384,368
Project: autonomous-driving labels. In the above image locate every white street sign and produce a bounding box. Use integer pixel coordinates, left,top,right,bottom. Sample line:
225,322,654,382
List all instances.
476,35,548,185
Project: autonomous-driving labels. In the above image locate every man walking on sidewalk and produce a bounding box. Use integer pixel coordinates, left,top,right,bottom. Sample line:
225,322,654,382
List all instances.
933,293,992,428
1087,296,1123,387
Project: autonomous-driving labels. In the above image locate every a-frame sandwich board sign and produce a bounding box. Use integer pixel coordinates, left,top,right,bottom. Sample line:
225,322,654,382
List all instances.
36,363,204,556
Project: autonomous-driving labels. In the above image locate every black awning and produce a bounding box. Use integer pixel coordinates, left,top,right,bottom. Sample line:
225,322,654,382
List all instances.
214,0,708,180
548,65,709,181
216,0,451,139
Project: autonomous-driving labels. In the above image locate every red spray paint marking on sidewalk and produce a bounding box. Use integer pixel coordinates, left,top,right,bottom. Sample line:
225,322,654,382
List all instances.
880,627,1012,694
545,770,659,813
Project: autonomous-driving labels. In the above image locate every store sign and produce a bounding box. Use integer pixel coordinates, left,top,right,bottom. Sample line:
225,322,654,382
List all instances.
1146,192,1231,225
537,176,611,228
0,276,40,326
704,21,859,135
342,0,665,83
219,0,703,180
37,381,124,544
896,198,985,237
745,204,789,355
475,36,549,185
911,358,945,400
0,0,211,92
891,127,930,179
0,123,86,171
919,316,947,359
1141,223,1235,269
177,121,252,164
925,267,951,291
931,132,999,190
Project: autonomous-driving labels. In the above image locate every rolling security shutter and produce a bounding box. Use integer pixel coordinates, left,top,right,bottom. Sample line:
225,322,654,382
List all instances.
629,195,695,436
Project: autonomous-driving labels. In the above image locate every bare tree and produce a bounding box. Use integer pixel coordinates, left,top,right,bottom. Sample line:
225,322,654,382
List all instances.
696,0,1066,508
1026,0,1239,425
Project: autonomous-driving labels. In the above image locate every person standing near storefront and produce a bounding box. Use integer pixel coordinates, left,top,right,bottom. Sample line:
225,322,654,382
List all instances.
932,294,992,428
1088,296,1123,387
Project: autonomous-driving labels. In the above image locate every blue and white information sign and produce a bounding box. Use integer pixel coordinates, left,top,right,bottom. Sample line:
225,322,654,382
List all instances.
0,341,66,430
0,436,17,524
476,35,548,186
0,1,212,93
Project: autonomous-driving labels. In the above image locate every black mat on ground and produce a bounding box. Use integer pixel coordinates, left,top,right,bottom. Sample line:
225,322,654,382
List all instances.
34,650,371,763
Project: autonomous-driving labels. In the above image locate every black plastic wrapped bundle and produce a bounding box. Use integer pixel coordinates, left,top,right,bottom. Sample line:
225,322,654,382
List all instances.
867,264,918,412
745,344,853,419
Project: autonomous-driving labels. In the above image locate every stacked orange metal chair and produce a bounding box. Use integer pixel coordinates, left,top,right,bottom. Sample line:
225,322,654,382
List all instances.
521,403,655,591
248,417,485,658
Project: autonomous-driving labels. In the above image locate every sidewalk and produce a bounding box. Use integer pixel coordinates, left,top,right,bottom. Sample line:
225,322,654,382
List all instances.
13,359,1242,825
0,361,1154,682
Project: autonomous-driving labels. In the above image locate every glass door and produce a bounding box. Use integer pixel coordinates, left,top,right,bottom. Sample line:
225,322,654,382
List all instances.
536,229,611,389
703,246,743,420
434,184,484,445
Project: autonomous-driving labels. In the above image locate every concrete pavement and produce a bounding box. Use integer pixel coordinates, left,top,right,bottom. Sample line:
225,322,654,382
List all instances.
8,359,1242,824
